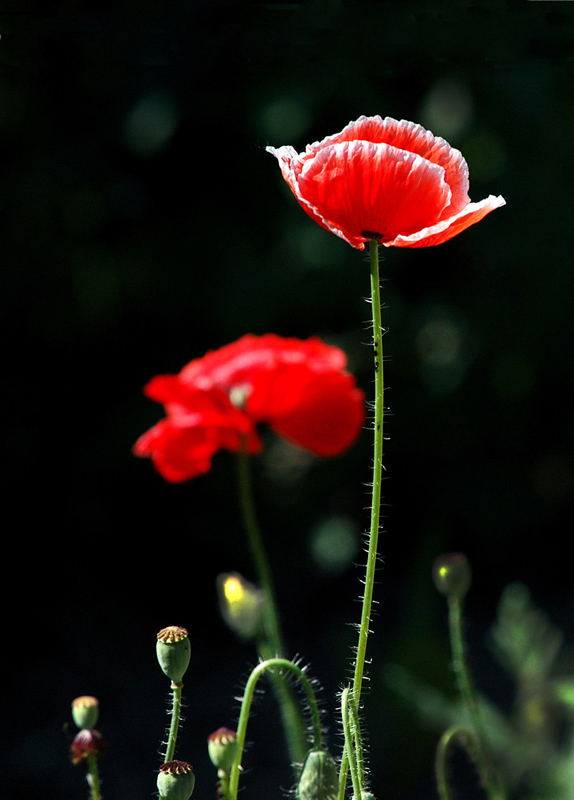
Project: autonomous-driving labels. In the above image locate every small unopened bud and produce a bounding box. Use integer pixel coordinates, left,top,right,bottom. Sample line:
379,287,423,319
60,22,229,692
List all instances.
156,626,191,684
217,572,265,640
71,696,99,730
157,760,195,800
70,729,106,765
298,749,338,800
207,727,238,774
433,553,472,601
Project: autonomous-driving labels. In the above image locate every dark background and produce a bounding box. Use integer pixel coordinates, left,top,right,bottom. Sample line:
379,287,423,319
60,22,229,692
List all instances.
1,1,573,798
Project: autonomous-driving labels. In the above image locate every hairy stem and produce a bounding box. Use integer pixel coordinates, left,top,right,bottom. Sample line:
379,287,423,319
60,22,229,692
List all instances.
228,658,323,800
164,681,183,763
340,240,386,797
353,239,385,702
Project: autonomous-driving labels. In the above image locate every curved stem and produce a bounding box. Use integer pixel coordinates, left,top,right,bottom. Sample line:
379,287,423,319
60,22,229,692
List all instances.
448,597,505,800
164,681,183,763
435,725,470,800
228,658,323,800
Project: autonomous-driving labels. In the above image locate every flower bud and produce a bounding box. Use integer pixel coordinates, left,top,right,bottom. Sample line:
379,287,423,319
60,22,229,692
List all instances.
71,696,99,730
432,553,472,601
298,749,338,800
156,626,191,684
207,727,238,774
216,572,265,640
157,760,195,800
70,729,106,765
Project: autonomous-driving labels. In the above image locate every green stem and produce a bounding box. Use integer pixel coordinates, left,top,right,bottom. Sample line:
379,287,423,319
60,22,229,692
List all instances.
86,753,102,800
340,240,385,798
341,687,365,800
448,597,505,800
435,725,469,800
218,772,230,800
352,239,385,705
236,445,308,765
164,681,183,763
237,444,285,656
228,658,323,800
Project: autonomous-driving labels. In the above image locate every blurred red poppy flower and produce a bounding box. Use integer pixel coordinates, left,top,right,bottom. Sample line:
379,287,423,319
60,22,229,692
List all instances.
267,115,505,250
134,334,365,483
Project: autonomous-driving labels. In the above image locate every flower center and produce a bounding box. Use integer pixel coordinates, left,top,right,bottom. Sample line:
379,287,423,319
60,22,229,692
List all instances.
229,383,251,409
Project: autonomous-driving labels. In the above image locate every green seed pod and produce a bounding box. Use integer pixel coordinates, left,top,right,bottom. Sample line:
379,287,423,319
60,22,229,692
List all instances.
157,761,195,800
298,749,338,800
207,727,238,774
216,572,265,641
71,696,99,730
156,626,191,684
432,553,472,601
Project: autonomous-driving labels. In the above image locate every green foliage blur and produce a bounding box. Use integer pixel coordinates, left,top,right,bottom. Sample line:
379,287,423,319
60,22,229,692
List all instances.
1,1,573,799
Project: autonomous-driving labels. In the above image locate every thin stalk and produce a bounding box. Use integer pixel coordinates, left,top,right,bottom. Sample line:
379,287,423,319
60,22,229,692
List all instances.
227,658,323,800
341,687,365,800
164,681,183,763
236,445,308,765
435,725,470,800
86,753,102,800
237,445,285,656
340,240,385,798
352,239,385,706
448,597,505,800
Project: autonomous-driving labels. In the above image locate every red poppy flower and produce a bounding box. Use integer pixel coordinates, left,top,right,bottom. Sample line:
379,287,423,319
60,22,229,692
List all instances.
267,115,505,249
134,334,365,483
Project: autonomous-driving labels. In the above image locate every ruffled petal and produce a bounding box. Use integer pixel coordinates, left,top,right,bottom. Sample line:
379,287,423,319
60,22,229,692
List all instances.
133,414,261,483
297,140,452,246
265,370,365,457
303,115,470,217
384,194,506,248
180,334,347,391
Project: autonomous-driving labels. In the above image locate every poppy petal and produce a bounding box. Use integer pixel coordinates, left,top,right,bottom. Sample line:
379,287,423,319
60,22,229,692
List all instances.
297,140,452,246
384,194,506,248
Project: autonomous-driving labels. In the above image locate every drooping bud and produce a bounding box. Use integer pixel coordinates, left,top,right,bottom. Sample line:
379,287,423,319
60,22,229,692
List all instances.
156,626,191,684
71,696,99,730
207,727,238,774
432,553,472,601
298,749,338,800
157,760,195,800
70,729,106,765
216,572,265,640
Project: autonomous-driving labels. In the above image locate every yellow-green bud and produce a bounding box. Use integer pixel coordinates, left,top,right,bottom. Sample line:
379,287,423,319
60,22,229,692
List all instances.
207,727,238,774
432,553,472,601
216,572,265,640
71,696,99,730
157,761,195,800
156,626,191,684
298,750,338,800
